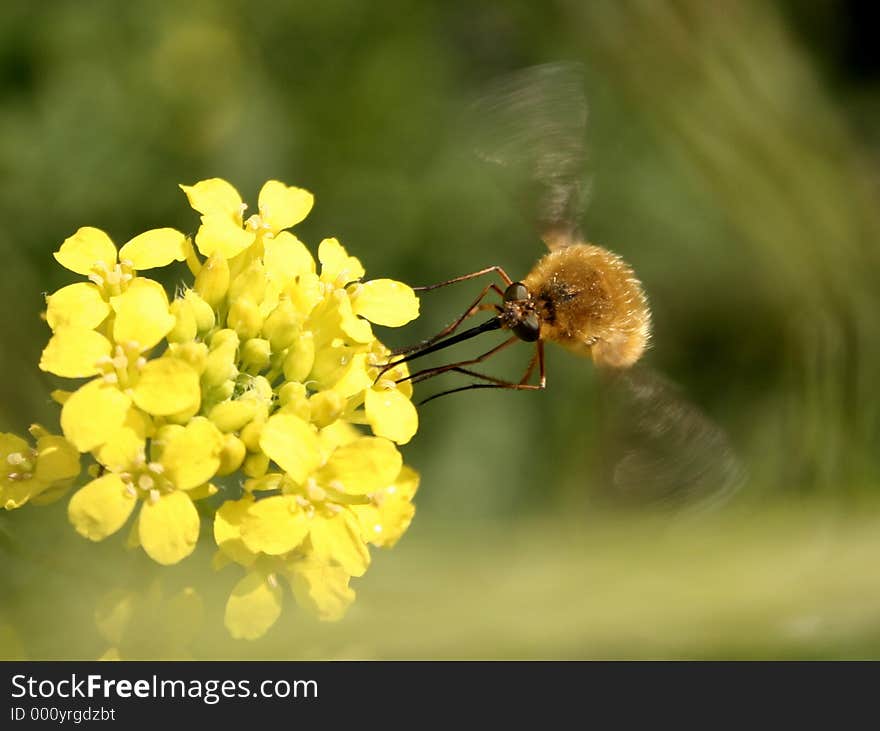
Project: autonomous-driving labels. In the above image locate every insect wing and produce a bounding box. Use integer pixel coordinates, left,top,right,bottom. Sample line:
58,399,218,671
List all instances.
466,62,589,250
596,365,745,512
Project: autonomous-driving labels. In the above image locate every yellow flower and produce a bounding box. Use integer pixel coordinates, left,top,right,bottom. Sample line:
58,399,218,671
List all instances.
19,177,424,642
211,415,417,635
363,345,418,445
1,426,80,510
180,178,314,259
214,500,358,637
351,465,420,548
46,226,188,332
67,417,223,564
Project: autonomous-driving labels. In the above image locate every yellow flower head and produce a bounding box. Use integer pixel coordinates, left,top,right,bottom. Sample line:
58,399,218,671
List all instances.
20,177,422,641
67,418,223,565
1,426,80,510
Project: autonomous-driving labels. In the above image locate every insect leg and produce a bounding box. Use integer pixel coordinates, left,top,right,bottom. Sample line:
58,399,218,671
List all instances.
398,336,519,385
413,265,513,291
416,342,545,405
391,282,504,356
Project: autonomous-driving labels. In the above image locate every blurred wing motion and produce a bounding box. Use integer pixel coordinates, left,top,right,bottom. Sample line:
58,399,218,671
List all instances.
467,62,589,250
597,366,745,512
471,63,744,511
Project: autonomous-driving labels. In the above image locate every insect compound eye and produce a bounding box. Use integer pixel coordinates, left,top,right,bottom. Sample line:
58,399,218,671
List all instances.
512,311,541,342
503,282,530,303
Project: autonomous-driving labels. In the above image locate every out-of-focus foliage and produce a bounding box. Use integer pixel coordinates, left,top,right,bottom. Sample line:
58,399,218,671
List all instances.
2,0,880,658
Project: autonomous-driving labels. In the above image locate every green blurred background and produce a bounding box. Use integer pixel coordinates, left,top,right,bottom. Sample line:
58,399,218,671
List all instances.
4,0,880,658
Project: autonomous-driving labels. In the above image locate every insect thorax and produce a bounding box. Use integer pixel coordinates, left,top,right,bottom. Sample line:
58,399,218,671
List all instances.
523,243,651,368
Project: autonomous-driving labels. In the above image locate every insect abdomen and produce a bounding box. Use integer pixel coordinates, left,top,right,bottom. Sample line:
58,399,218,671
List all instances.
523,243,651,368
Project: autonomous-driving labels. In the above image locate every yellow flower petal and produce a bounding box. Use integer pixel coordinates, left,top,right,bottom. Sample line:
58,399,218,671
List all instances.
33,435,81,484
194,213,255,259
118,228,187,270
351,279,420,327
374,352,413,399
53,227,117,275
160,417,223,490
319,437,402,495
287,271,323,316
310,510,371,577
318,420,361,456
95,424,145,473
263,231,316,285
258,180,314,232
214,497,257,567
310,342,363,392
318,238,365,285
180,178,244,218
240,495,309,555
110,278,175,351
45,283,110,331
353,497,415,548
61,379,131,452
224,571,283,640
39,327,112,378
138,491,199,565
352,468,419,548
131,357,200,416
391,464,420,501
335,294,374,343
258,414,320,484
330,353,373,398
365,387,419,445
288,559,355,622
68,474,137,541
0,433,29,462
25,481,72,506
2,479,51,510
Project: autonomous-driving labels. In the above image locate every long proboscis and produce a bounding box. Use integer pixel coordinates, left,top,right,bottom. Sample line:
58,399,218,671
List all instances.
377,316,503,379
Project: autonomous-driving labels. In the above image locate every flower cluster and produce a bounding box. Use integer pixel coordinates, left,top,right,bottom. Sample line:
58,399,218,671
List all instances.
4,178,420,639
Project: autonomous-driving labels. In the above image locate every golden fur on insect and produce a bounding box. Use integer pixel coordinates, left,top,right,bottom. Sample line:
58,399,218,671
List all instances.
523,243,651,368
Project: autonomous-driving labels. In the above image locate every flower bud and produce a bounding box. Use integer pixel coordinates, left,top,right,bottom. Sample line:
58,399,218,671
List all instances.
240,338,271,373
184,290,216,333
167,341,209,375
278,383,310,421
228,261,267,304
194,254,230,309
248,375,274,402
203,341,238,388
216,433,247,476
263,299,301,351
227,298,263,340
210,328,240,350
209,400,259,433
309,390,345,428
282,331,315,383
167,298,198,343
240,421,263,453
243,451,269,478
